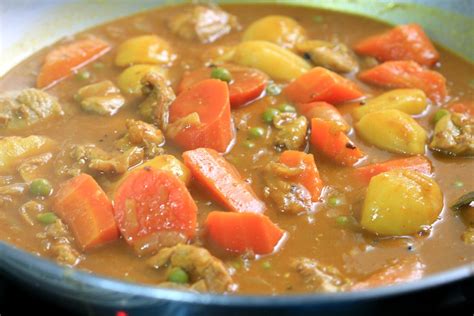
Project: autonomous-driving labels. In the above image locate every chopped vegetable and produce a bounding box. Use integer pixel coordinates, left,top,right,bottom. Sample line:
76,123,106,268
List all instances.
29,178,53,197
273,113,308,151
296,40,358,73
354,156,432,184
448,102,474,116
117,64,168,95
75,80,125,116
37,37,110,89
297,101,350,133
279,150,323,202
352,89,427,121
167,267,190,284
359,61,447,103
310,118,365,166
354,24,439,66
248,127,265,139
432,108,450,124
352,257,425,290
232,40,311,81
183,148,266,213
114,168,197,254
242,15,306,50
115,35,173,67
169,79,233,152
360,170,443,236
36,212,58,225
262,108,280,123
53,174,119,250
429,111,474,156
137,155,191,186
210,67,233,82
205,211,284,254
355,109,427,155
284,67,364,104
178,64,268,107
278,103,296,113
0,136,57,173
451,191,474,212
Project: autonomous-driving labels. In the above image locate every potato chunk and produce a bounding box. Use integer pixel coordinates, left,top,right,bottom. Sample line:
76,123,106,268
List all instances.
355,109,427,154
115,35,173,67
243,15,306,50
0,136,56,173
232,40,311,81
360,170,443,236
117,64,168,95
352,89,427,121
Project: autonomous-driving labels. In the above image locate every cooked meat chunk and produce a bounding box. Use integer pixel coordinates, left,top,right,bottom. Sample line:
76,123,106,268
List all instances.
115,119,165,159
263,161,312,214
296,40,358,73
19,200,44,226
75,80,125,116
168,4,239,43
37,219,82,266
292,257,352,292
272,112,308,151
429,112,474,156
139,73,175,129
148,244,234,293
0,88,63,129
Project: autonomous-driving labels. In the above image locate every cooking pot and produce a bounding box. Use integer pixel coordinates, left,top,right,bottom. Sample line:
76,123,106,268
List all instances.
1,1,473,315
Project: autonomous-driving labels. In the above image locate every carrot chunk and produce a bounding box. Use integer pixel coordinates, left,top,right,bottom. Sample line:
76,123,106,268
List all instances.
183,148,266,213
178,64,268,107
113,168,197,254
448,102,474,116
37,37,110,89
53,174,119,250
354,24,439,67
354,156,432,184
284,67,364,104
359,61,447,103
297,101,350,133
310,118,365,166
279,151,323,202
169,79,234,153
205,211,284,255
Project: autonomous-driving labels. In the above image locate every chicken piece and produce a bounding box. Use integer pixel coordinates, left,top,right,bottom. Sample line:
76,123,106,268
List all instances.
296,40,358,73
19,200,44,226
139,72,175,129
17,153,53,183
0,88,63,129
147,244,234,293
37,219,82,266
115,119,165,159
168,4,239,43
292,257,352,292
75,80,125,116
272,112,308,151
429,112,474,156
263,161,312,214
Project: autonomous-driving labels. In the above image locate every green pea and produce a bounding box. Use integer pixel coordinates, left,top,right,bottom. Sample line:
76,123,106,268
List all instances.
248,127,265,139
328,196,343,207
278,103,296,113
29,179,53,197
433,109,449,124
243,140,256,149
262,108,280,123
93,62,105,69
211,67,232,82
75,70,91,81
265,83,282,96
167,267,189,284
261,261,272,270
454,180,464,188
335,216,349,225
37,212,58,225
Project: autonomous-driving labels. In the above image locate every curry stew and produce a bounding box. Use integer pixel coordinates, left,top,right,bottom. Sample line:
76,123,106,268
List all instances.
0,3,473,294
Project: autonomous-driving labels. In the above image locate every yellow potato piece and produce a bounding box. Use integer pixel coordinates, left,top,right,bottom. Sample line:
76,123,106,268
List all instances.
0,136,56,173
361,169,443,236
139,155,191,185
353,89,427,121
242,15,306,50
355,109,427,154
115,35,173,67
232,40,311,81
117,64,168,95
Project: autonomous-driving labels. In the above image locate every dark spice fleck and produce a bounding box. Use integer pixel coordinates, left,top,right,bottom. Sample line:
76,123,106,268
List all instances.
359,100,366,105
144,166,152,171
346,142,356,149
303,52,312,61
